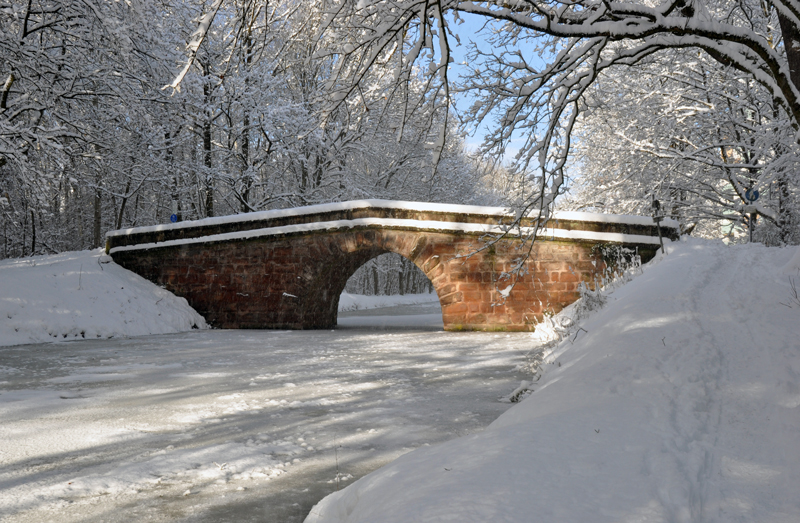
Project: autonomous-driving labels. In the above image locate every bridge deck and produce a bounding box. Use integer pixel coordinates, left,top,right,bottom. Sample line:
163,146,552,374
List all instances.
106,199,679,253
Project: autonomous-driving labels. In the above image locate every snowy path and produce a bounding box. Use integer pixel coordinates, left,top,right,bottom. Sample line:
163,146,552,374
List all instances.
626,243,794,521
0,307,535,523
307,240,800,523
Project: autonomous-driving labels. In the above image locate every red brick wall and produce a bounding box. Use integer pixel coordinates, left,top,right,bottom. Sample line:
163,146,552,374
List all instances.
111,228,613,331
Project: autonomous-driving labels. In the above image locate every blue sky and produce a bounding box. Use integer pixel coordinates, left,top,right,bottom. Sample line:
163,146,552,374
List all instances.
446,12,494,151
443,12,529,163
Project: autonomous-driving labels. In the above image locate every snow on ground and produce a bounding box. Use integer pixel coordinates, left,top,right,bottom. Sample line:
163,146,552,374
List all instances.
0,249,206,347
0,323,532,523
337,292,439,312
307,238,800,523
4,240,800,522
0,251,533,522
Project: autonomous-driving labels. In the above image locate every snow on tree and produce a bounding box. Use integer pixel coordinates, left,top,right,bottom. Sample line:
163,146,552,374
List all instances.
566,47,799,245
0,0,499,259
293,0,800,243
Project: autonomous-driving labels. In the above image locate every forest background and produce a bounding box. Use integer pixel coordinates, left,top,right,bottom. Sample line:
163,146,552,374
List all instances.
2,0,799,294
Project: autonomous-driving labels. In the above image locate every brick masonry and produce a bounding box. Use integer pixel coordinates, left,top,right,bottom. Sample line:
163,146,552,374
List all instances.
109,226,660,332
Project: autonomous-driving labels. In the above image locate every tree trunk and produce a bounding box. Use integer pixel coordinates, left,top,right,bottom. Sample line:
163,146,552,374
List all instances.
30,209,35,255
204,119,214,218
202,62,214,218
241,111,251,213
241,33,253,213
779,13,800,92
777,13,799,245
93,175,102,248
777,177,793,244
371,262,379,296
115,178,132,230
21,202,26,257
398,265,405,295
166,129,183,223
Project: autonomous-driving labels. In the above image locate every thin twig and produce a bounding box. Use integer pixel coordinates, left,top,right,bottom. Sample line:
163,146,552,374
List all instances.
788,276,800,307
570,327,588,343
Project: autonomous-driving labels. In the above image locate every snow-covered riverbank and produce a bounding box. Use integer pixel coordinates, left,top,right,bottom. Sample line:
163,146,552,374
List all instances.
307,239,800,522
0,249,207,347
337,291,438,312
3,240,799,522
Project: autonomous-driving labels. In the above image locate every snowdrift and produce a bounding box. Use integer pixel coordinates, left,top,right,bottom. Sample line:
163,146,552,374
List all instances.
0,249,206,346
306,239,800,522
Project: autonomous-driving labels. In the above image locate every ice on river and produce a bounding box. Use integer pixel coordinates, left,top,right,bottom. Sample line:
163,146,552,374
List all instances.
0,246,530,522
0,313,534,523
5,240,799,523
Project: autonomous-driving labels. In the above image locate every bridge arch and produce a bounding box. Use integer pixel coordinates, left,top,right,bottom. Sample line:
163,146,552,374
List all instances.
106,200,677,331
297,230,447,329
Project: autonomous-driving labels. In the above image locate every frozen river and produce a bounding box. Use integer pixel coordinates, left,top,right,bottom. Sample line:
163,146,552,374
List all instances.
0,303,538,522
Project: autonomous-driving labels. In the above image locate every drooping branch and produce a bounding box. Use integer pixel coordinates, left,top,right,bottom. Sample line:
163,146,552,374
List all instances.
165,0,225,91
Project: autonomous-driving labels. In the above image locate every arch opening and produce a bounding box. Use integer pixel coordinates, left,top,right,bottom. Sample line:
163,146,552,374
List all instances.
337,253,442,329
295,230,454,330
344,253,434,296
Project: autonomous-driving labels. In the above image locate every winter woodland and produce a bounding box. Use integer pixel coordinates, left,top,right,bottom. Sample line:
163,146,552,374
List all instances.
2,0,799,276
3,4,800,519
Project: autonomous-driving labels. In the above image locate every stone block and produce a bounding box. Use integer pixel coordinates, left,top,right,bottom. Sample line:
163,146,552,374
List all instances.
445,302,469,314
558,271,580,283
462,291,482,302
440,283,457,296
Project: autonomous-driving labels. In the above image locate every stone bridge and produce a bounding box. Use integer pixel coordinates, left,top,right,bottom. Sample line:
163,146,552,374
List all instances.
106,200,679,332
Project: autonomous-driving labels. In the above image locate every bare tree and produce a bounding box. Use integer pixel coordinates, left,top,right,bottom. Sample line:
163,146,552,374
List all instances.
172,1,800,242
567,46,799,244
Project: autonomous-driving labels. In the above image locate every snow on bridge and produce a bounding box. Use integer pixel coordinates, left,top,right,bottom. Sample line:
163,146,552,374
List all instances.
106,200,679,331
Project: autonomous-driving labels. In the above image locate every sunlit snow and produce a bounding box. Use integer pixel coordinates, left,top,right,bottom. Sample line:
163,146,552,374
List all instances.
307,239,800,523
0,256,535,522
2,239,799,523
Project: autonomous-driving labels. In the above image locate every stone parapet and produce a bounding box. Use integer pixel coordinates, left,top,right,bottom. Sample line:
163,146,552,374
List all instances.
106,200,679,251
